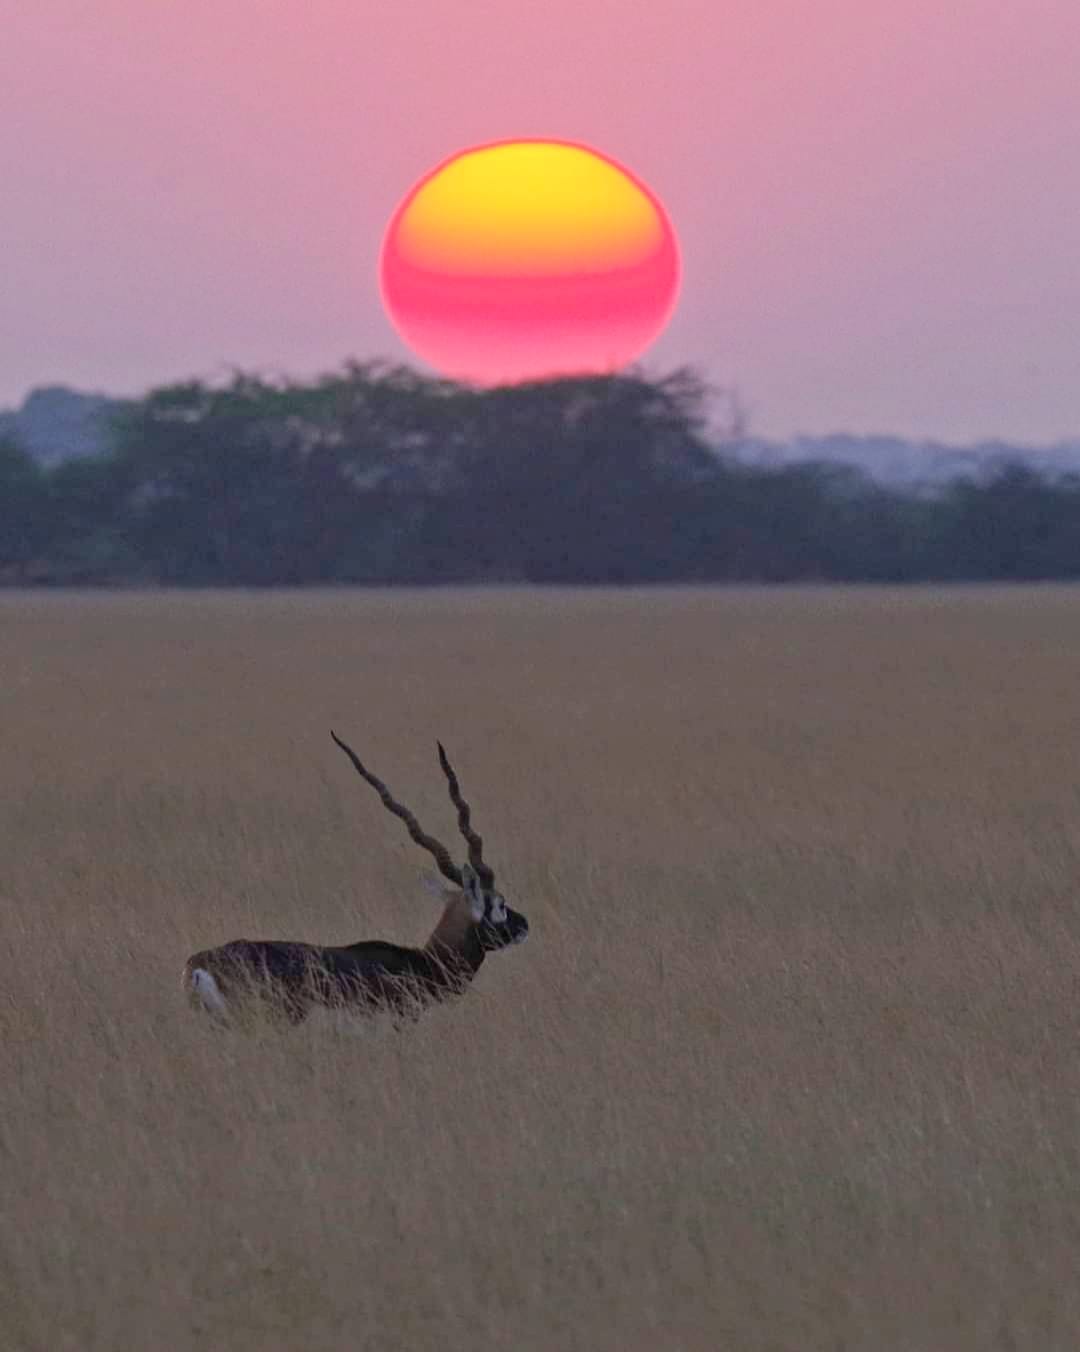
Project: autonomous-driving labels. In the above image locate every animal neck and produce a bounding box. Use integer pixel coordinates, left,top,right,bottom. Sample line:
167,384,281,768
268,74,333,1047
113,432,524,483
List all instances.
423,895,486,981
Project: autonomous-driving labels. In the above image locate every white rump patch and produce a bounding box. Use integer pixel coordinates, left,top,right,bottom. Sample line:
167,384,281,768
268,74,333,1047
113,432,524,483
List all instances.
190,967,228,1017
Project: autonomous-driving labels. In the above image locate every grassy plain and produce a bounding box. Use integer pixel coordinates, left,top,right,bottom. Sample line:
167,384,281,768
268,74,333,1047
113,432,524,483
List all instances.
3,586,1080,1350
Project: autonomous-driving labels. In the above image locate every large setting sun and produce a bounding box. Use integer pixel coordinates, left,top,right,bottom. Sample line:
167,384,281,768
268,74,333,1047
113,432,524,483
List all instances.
380,139,680,385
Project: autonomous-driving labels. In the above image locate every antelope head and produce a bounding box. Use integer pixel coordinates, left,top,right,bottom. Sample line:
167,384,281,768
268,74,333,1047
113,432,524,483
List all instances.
330,732,529,967
454,865,529,951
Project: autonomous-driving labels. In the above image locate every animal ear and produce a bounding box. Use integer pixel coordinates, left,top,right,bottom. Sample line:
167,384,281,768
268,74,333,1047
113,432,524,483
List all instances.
461,863,486,921
420,871,457,901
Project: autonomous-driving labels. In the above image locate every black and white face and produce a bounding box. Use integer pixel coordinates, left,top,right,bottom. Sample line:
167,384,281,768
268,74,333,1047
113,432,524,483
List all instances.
462,865,529,951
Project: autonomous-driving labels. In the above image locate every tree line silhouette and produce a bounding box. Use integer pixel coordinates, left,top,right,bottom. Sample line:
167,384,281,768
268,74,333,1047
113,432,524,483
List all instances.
3,363,1080,586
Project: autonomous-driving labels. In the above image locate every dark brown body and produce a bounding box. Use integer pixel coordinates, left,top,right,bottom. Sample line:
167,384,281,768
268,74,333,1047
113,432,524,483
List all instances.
183,928,490,1024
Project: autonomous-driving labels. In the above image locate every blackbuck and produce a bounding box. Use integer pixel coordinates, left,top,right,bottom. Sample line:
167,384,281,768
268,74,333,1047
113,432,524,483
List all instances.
183,732,528,1024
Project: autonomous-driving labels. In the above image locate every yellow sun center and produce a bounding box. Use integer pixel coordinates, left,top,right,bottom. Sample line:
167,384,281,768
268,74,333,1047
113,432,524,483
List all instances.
393,142,666,277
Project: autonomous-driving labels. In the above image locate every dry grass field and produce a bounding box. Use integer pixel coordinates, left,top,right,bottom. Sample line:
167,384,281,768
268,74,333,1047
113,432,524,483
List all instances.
4,586,1080,1350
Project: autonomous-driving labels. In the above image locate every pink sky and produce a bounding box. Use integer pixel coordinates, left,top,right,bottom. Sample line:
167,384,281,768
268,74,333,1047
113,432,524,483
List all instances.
4,0,1078,441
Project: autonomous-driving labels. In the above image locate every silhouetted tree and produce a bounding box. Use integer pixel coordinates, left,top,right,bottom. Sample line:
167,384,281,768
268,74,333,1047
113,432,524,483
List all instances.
0,438,48,581
7,363,1080,588
42,452,136,583
935,462,1080,580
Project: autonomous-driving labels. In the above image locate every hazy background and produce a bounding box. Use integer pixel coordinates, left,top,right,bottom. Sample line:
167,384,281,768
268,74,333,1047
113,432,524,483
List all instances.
5,0,1079,442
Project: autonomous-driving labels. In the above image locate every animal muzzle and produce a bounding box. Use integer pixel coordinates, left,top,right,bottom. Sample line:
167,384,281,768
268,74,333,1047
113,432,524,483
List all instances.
484,909,529,949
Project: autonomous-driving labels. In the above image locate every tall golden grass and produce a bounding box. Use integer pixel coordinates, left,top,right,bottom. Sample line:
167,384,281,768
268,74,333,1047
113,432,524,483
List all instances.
3,586,1080,1350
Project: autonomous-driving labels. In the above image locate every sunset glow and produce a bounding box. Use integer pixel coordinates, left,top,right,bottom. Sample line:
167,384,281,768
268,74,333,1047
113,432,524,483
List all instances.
380,140,680,385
